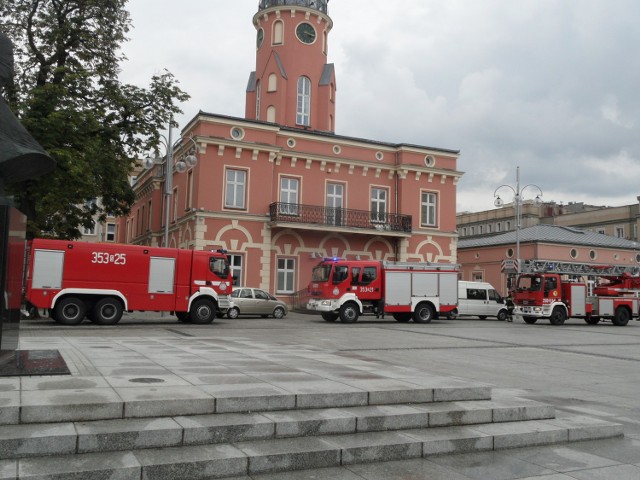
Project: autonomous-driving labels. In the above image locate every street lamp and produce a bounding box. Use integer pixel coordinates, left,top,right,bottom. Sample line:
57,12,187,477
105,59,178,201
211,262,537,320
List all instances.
142,121,198,247
493,166,543,276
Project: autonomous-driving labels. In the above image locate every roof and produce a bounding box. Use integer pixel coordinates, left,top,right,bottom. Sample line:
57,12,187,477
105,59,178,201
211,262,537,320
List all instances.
458,225,640,250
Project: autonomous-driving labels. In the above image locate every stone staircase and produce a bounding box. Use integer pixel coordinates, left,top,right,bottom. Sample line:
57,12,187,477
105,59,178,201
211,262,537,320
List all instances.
0,380,622,479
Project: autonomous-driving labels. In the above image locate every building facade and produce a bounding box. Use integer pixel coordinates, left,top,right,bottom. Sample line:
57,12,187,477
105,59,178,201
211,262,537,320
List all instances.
118,0,462,302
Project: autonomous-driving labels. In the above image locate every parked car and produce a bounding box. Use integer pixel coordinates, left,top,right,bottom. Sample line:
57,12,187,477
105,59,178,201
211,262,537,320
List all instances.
453,281,509,321
227,287,288,319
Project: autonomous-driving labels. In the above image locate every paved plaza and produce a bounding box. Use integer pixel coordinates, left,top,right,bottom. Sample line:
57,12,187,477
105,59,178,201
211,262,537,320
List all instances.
8,312,640,479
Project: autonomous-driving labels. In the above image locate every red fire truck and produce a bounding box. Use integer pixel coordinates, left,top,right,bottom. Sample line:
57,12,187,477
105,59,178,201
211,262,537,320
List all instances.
24,239,232,325
307,258,458,323
513,260,640,326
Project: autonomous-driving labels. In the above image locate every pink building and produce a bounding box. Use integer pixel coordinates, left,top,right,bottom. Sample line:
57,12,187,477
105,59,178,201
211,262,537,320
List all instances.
119,0,462,303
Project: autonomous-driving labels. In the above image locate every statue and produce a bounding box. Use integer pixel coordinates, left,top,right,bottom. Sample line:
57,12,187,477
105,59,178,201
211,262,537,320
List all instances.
0,31,54,190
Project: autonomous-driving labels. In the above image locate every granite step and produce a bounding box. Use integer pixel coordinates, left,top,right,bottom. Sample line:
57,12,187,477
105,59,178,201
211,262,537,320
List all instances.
0,415,623,480
1,382,493,425
0,398,554,459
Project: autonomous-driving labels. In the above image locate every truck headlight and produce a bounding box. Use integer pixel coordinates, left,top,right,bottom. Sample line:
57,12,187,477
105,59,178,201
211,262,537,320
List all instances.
321,300,331,306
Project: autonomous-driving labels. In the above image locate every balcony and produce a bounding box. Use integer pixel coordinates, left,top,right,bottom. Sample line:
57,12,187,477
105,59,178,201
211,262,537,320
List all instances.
269,203,412,235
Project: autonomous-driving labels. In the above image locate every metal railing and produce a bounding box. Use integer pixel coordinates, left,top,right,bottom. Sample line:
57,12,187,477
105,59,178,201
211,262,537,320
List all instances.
259,0,328,14
269,202,412,233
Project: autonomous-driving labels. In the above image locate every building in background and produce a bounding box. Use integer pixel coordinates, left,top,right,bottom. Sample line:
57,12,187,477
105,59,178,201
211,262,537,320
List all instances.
118,0,462,302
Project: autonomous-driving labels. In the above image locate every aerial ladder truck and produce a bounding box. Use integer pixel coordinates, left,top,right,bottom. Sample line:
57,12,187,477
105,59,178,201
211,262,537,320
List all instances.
512,260,640,326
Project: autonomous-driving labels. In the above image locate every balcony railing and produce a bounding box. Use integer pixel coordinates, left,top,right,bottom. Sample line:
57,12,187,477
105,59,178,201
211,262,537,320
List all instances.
269,203,412,233
259,0,328,14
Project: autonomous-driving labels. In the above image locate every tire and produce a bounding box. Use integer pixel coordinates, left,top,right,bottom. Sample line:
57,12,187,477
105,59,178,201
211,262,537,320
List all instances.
92,297,124,325
273,307,286,319
523,316,538,324
321,312,339,322
478,315,488,320
496,309,508,322
339,302,359,323
49,308,59,323
413,303,434,324
612,307,630,326
393,313,411,323
549,307,567,325
446,309,458,320
227,307,240,319
584,316,600,325
176,312,191,322
190,299,216,324
54,297,86,326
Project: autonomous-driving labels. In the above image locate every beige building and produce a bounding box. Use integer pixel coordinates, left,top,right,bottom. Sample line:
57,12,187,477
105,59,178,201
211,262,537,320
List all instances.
458,198,640,243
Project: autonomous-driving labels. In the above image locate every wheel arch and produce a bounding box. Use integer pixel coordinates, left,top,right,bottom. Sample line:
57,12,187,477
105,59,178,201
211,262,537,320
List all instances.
52,289,128,311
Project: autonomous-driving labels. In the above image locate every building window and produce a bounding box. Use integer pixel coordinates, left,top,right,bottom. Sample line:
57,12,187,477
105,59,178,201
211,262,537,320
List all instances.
472,272,484,281
616,226,625,238
497,223,502,232
267,73,277,92
506,221,512,230
487,224,492,233
186,171,193,210
273,20,283,45
277,257,295,293
570,248,578,259
267,105,276,123
462,227,467,236
470,226,475,235
296,76,311,126
255,80,261,120
326,182,344,226
507,248,514,258
228,254,243,286
83,224,95,236
106,223,116,242
589,250,597,260
225,169,246,209
597,228,605,234
280,177,299,215
371,188,387,223
478,225,483,234
420,192,437,227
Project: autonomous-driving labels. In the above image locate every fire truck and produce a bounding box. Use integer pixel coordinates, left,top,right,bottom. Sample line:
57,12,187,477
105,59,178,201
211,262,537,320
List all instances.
24,239,232,325
513,260,640,326
307,258,458,323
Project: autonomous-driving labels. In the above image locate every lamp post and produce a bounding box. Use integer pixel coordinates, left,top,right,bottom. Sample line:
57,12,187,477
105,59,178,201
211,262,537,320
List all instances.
493,166,543,277
142,122,198,247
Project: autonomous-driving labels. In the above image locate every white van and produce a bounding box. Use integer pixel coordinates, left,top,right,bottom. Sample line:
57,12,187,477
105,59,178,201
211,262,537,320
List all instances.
455,281,509,321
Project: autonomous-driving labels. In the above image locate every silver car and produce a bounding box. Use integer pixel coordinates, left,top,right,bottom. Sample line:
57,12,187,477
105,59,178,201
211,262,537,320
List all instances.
227,287,288,319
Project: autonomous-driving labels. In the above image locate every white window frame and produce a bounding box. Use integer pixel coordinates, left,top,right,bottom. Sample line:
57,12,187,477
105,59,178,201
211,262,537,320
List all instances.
256,79,261,120
106,223,116,242
277,257,296,294
420,191,437,227
370,187,387,223
225,169,247,209
228,254,243,286
279,177,299,215
296,76,311,126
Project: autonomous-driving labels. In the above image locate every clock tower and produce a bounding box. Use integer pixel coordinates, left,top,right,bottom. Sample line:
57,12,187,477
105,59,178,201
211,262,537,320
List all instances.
246,0,336,132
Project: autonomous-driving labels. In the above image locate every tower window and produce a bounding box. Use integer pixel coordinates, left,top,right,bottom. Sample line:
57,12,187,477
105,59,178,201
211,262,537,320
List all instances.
297,76,311,126
267,106,276,123
273,20,283,45
268,73,277,92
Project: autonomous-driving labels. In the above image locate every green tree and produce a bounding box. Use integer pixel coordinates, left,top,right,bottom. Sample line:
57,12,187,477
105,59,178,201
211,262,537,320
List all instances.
0,0,189,239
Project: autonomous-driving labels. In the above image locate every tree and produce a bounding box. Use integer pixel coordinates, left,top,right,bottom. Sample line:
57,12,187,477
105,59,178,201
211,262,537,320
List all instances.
0,0,189,239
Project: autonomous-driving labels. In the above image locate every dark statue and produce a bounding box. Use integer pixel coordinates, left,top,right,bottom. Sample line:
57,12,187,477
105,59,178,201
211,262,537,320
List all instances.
0,31,54,188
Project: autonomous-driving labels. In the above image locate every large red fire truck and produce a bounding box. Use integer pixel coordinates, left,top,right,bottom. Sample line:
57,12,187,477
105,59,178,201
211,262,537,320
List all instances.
24,239,232,325
307,258,458,323
513,260,640,326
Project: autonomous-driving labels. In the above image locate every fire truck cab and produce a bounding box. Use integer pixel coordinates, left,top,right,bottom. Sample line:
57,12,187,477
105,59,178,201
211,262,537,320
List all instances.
307,258,458,324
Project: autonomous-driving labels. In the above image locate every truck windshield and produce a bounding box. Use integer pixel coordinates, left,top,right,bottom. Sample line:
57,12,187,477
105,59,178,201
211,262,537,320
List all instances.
312,264,332,282
517,275,542,292
210,257,229,279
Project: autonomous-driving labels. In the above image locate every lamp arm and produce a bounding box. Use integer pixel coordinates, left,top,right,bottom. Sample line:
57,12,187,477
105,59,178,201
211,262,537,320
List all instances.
493,184,517,198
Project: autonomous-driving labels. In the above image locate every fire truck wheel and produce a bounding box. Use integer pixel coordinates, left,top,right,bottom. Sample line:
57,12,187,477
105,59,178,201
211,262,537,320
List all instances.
190,299,216,324
55,297,87,325
584,316,600,325
393,313,411,322
612,307,630,326
339,303,359,323
92,298,124,325
549,307,567,325
321,313,339,322
176,312,191,322
413,303,434,324
523,316,537,324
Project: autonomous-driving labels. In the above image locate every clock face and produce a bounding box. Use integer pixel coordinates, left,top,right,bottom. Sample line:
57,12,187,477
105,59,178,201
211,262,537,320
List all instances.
256,28,264,48
296,23,316,44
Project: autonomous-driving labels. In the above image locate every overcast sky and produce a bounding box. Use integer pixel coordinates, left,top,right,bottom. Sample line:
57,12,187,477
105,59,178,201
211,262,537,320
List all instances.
119,0,640,213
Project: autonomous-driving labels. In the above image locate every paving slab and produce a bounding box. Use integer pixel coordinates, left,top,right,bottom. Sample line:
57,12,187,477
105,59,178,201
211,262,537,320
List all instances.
175,412,275,445
114,385,215,418
323,430,423,465
17,451,141,480
19,388,123,423
261,408,356,437
401,425,494,456
0,422,76,458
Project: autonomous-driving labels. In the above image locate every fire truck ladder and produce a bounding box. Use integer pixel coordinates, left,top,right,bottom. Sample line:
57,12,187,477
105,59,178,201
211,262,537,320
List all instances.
382,261,459,271
520,260,640,277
